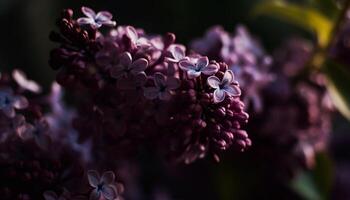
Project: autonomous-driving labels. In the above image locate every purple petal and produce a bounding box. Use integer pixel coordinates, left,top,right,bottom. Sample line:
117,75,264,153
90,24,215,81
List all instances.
87,170,100,187
18,124,34,140
197,56,209,69
13,70,42,93
96,11,113,21
159,91,172,101
81,6,96,18
119,52,132,67
207,76,220,89
77,17,95,26
166,77,180,90
101,171,115,185
89,190,100,200
130,58,148,74
126,26,138,43
2,106,15,118
202,64,218,75
179,60,196,71
143,87,159,100
101,20,117,27
171,45,185,61
13,96,28,109
101,185,118,200
222,70,234,85
134,72,147,86
153,73,166,88
214,89,226,103
187,70,201,79
223,85,241,97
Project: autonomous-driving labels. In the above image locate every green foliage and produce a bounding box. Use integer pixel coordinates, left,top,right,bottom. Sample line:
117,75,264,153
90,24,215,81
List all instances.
252,0,333,47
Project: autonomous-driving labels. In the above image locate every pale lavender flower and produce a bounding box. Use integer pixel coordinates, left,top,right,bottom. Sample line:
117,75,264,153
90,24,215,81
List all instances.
165,44,187,63
126,26,149,47
88,170,118,200
12,70,42,93
77,6,116,29
110,52,148,79
144,73,180,100
178,56,218,79
207,70,241,103
0,114,31,142
0,88,28,118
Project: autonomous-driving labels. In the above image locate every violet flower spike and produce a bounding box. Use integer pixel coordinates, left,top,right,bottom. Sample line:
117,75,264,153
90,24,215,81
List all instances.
0,89,28,118
207,70,241,103
178,56,218,79
110,52,148,79
144,73,180,101
87,170,118,200
77,6,116,29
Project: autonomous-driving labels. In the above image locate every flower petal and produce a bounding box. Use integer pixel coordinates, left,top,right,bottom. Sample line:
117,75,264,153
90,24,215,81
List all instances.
119,52,132,67
153,73,166,88
202,64,218,75
171,45,185,61
197,56,209,69
13,96,28,109
2,106,15,118
82,7,96,18
207,76,220,89
101,185,118,200
96,11,113,21
222,70,234,85
179,60,196,71
101,171,115,185
214,89,226,103
166,77,180,90
144,87,159,100
77,17,95,26
187,70,201,79
87,170,100,187
223,85,241,97
110,66,126,79
89,189,100,200
130,58,148,74
126,26,138,43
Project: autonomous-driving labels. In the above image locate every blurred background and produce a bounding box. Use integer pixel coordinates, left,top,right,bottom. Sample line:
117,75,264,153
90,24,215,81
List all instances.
1,0,350,200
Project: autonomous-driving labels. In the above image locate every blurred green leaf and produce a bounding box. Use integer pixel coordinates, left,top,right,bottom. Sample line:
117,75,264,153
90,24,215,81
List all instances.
291,172,322,200
312,153,334,199
252,0,333,47
323,60,350,121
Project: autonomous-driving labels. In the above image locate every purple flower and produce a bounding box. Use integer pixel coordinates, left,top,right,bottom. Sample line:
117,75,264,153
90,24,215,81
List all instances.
19,119,51,149
43,190,70,200
0,88,28,118
126,26,149,47
165,44,186,63
207,70,241,103
110,52,148,79
87,170,118,200
77,6,116,29
178,56,218,79
144,73,180,100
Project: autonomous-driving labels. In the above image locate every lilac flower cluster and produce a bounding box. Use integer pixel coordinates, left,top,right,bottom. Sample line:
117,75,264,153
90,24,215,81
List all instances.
49,7,250,164
191,25,274,113
0,71,122,200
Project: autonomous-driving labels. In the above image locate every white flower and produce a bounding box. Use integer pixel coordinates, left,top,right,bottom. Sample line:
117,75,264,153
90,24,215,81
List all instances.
77,7,116,29
178,56,218,79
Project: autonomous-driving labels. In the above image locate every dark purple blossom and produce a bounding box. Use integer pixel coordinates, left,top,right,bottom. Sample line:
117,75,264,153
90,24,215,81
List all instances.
144,73,180,100
0,88,28,118
88,170,118,200
110,52,148,79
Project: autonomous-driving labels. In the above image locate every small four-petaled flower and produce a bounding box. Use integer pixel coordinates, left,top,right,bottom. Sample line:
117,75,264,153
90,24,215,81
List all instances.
88,170,118,200
77,6,116,29
0,88,28,118
207,70,241,103
178,56,218,79
110,52,148,79
144,73,180,100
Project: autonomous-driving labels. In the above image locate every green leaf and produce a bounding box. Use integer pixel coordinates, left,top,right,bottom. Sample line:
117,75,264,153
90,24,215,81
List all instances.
252,0,333,47
291,172,322,200
323,60,350,121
